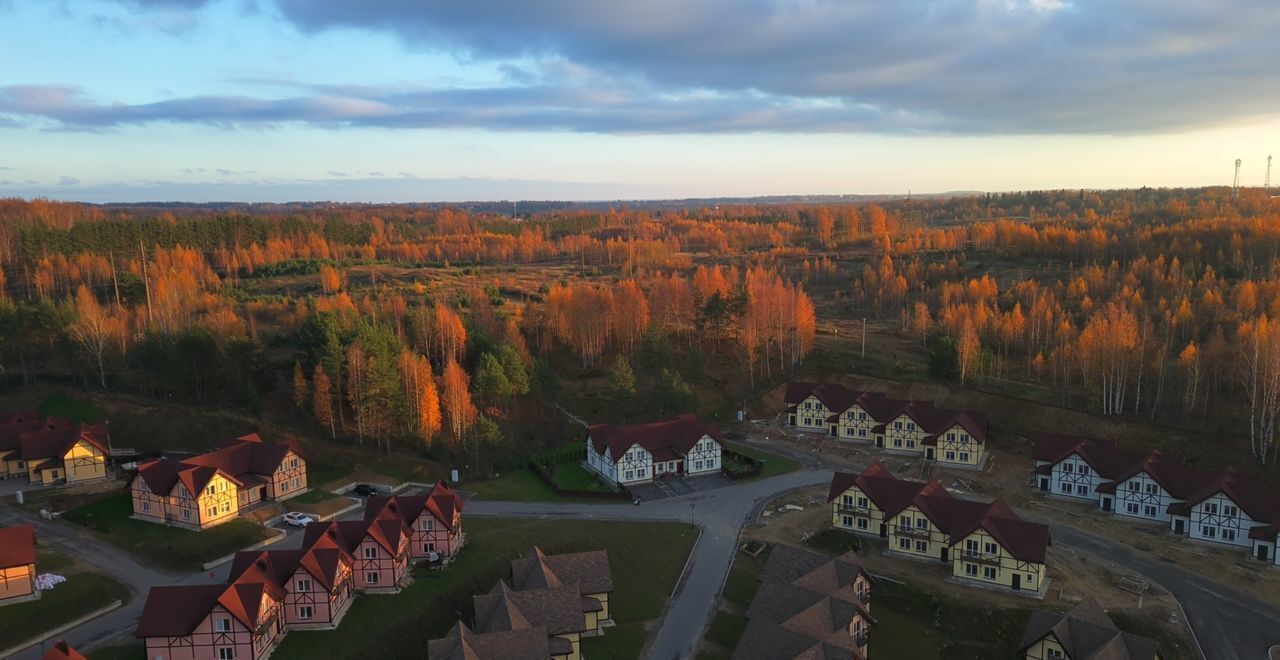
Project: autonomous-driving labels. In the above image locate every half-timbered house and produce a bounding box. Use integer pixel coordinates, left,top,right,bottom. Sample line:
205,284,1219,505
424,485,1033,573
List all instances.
428,621,563,660
732,544,873,660
363,481,465,562
827,462,946,539
1248,520,1280,566
510,547,614,634
1168,471,1280,550
227,535,356,631
585,415,723,487
136,580,286,660
0,524,37,606
1031,434,1150,502
303,518,411,594
0,412,110,485
473,581,587,660
1095,455,1209,524
1019,597,1162,659
131,434,307,529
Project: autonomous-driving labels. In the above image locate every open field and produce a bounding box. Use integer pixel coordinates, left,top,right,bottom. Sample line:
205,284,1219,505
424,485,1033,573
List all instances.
60,492,273,571
0,549,130,652
272,517,698,660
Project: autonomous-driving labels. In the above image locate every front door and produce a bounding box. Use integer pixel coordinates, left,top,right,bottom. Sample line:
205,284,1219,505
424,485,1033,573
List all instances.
1258,544,1271,562
1039,478,1049,491
1011,573,1021,591
260,486,268,500
878,523,887,538
925,448,935,460
1174,519,1185,535
789,415,796,426
940,547,948,562
1102,497,1112,512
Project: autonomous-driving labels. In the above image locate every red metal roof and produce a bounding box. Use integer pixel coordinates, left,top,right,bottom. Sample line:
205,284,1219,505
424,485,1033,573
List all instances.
134,434,300,497
41,640,88,660
587,414,723,461
364,481,465,532
0,523,36,568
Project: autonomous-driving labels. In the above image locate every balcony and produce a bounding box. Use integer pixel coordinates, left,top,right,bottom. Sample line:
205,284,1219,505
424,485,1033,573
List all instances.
893,526,932,539
960,551,1002,566
838,503,872,515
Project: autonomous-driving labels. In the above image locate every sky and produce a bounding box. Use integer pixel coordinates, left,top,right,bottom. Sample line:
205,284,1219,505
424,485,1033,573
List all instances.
0,0,1277,203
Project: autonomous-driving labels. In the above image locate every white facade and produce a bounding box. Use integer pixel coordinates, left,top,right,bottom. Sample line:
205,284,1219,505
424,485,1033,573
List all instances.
684,435,722,475
585,443,619,485
1181,493,1253,548
1108,472,1179,523
585,433,721,486
1047,453,1102,500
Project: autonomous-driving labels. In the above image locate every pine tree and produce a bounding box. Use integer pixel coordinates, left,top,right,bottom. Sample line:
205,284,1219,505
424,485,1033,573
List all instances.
607,357,636,399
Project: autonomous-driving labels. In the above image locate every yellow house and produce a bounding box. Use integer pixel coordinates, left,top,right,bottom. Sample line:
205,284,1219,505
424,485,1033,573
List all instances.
0,413,110,485
0,524,38,606
1019,598,1163,659
510,547,614,635
828,462,948,539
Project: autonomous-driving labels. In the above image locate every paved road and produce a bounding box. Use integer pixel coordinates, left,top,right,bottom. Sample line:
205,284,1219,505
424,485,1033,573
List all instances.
467,468,833,660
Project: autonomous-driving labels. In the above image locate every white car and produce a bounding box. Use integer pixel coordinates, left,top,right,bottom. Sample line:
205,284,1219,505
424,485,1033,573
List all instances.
283,512,313,527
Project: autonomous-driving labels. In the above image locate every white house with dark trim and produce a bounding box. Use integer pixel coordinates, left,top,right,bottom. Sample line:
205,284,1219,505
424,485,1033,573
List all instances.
585,415,723,487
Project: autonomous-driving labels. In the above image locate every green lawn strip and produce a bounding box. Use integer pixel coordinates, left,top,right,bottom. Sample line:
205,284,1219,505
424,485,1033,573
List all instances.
62,493,273,571
723,442,800,480
464,469,619,503
0,572,130,647
872,578,1031,660
38,392,106,423
551,462,611,491
704,610,749,648
722,548,769,609
273,517,697,660
580,621,649,660
1108,610,1199,660
86,642,145,660
285,489,339,505
35,548,76,572
804,529,863,555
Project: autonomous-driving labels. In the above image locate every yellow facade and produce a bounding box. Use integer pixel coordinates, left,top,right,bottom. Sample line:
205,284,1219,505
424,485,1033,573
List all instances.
931,424,984,467
1022,634,1068,660
793,395,832,431
830,484,885,536
0,562,36,603
63,439,108,482
882,414,928,454
557,631,582,660
193,474,241,528
952,529,1045,592
587,592,610,622
836,404,877,441
888,505,949,561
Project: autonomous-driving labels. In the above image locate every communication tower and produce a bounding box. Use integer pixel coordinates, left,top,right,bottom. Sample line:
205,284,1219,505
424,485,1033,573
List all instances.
1232,159,1242,200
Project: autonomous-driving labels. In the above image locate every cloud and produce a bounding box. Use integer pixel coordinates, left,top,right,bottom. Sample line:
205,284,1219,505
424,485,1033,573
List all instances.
81,0,1280,134
58,175,81,186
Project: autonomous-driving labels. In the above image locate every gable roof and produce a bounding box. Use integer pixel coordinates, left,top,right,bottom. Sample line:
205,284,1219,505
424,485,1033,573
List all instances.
427,621,552,660
1166,470,1280,522
1018,597,1160,659
509,546,613,595
587,414,723,461
41,641,88,660
135,584,234,638
0,414,63,452
784,382,872,414
827,463,950,518
302,518,410,558
473,580,585,637
134,433,299,497
5,417,109,462
365,481,465,532
0,524,36,568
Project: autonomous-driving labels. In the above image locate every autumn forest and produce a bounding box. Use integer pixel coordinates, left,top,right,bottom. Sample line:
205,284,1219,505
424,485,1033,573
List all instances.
2,188,1279,477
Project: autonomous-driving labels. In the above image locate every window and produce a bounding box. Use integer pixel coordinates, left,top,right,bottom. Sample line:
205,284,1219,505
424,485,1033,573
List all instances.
208,507,217,518
138,480,149,492
364,546,378,559
1202,525,1217,538
291,458,299,469
366,571,379,583
915,518,928,530
1126,502,1140,514
859,412,867,420
983,566,997,580
947,432,956,442
1076,485,1089,495
842,515,854,528
296,578,311,593
858,428,868,437
1128,481,1139,491
1145,483,1158,494
299,606,313,620
1223,505,1238,518
1048,649,1064,659
422,518,435,531
906,440,916,449
1059,481,1071,493
959,452,970,462
984,542,998,555
141,501,151,513
914,540,927,552
856,518,868,530
1079,465,1091,476
1143,505,1157,517
218,649,234,660
694,460,704,470
426,542,436,553
857,496,868,508
1205,503,1219,515
182,509,191,520
207,485,217,496
844,427,853,436
906,422,915,431
842,495,853,507
1063,463,1074,473
625,470,634,480
965,539,979,554
945,451,956,461
214,617,232,632
898,537,911,549
220,502,231,514
1027,573,1035,584
894,421,903,430
1222,529,1237,541
964,563,977,576
893,438,903,448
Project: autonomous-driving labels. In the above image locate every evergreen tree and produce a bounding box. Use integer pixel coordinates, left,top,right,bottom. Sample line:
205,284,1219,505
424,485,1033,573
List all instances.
607,357,636,399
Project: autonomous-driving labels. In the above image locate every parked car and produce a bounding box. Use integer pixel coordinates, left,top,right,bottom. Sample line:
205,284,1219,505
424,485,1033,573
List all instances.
283,512,313,527
352,484,380,497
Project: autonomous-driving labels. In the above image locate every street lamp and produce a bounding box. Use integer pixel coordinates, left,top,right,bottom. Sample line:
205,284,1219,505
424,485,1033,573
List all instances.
689,502,696,528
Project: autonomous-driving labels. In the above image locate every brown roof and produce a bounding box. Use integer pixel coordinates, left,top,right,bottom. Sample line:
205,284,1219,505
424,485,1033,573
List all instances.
587,414,723,462
734,545,872,660
135,433,299,497
783,382,882,414
1018,598,1160,659
302,518,409,558
827,463,950,518
0,414,59,452
365,481,465,532
135,584,231,638
0,523,36,568
427,621,552,660
1166,469,1280,522
510,546,613,595
11,419,109,462
474,581,586,637
41,641,88,660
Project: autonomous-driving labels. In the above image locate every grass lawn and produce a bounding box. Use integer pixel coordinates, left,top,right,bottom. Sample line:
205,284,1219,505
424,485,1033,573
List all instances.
704,610,749,648
697,546,769,657
62,492,273,571
38,392,106,423
551,462,612,491
464,468,620,503
0,552,130,650
86,642,145,660
872,578,1032,660
286,488,339,505
273,517,698,660
804,528,863,555
724,442,800,480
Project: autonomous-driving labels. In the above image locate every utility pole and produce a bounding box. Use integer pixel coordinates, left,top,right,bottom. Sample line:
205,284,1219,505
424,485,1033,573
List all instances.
1232,158,1242,200
108,250,122,308
139,240,154,325
1267,155,1273,190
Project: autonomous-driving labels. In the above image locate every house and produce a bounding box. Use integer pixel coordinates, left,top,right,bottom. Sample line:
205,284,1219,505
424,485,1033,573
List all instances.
732,544,873,660
131,433,307,529
784,383,988,468
829,465,1051,594
0,412,110,485
302,517,411,594
226,530,356,630
1094,455,1210,524
510,547,614,634
136,580,286,660
1032,434,1151,503
428,547,613,660
428,621,562,660
42,640,88,660
584,414,723,487
474,581,587,659
1167,470,1280,550
1018,597,1162,659
1248,520,1280,566
363,481,465,562
0,524,38,606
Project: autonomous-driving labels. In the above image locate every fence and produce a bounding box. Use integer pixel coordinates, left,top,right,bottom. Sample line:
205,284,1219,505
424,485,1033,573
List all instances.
527,457,632,500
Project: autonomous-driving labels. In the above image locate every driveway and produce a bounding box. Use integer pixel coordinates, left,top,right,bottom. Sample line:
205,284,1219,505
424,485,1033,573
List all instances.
628,473,735,502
